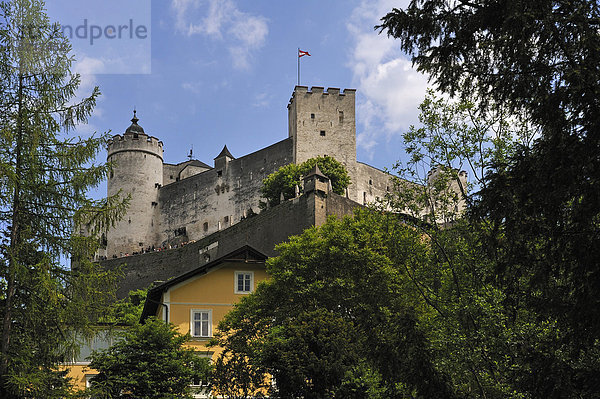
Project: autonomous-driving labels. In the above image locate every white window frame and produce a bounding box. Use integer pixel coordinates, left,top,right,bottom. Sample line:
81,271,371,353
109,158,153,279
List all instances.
190,352,213,398
85,374,96,389
234,271,254,294
190,309,212,338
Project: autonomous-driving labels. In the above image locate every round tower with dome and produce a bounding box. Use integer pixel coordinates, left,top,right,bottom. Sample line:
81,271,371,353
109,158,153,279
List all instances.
106,111,164,257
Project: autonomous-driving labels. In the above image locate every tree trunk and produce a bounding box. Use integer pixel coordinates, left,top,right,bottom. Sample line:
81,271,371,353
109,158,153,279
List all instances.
1,74,25,381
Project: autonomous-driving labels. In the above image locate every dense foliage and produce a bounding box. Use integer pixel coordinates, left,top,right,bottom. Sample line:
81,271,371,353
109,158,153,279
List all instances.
88,317,212,399
378,0,600,134
260,156,351,208
0,0,126,397
211,210,453,397
213,77,600,397
379,0,600,396
99,288,148,326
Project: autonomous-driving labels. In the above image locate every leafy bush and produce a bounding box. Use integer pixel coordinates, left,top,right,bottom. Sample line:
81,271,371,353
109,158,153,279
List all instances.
260,156,350,208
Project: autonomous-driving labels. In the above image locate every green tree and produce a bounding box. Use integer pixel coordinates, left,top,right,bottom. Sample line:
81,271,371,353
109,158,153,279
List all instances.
401,90,534,189
260,163,301,209
100,288,149,326
380,2,600,396
388,91,596,398
88,317,212,399
391,90,534,225
260,309,365,398
210,347,267,399
377,0,599,134
0,0,126,396
215,91,569,398
260,156,351,208
212,210,455,398
299,156,350,195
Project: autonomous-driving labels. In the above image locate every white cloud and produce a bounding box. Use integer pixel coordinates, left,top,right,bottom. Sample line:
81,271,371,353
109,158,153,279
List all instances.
73,56,104,88
182,80,203,94
171,0,268,70
348,0,430,157
253,91,270,108
70,57,105,136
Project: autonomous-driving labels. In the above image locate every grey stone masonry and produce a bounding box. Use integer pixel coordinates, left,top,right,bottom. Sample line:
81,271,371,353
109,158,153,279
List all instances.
288,86,359,197
103,86,391,258
106,122,164,257
104,186,359,298
98,86,467,297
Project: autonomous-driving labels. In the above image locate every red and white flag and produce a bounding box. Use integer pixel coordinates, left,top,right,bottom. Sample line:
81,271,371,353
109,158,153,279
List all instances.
298,49,311,58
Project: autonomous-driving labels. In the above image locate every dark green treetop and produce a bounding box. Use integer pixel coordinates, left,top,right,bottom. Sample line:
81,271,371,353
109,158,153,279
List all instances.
380,2,600,395
87,317,212,399
0,0,127,396
377,0,600,134
260,155,351,209
211,210,455,398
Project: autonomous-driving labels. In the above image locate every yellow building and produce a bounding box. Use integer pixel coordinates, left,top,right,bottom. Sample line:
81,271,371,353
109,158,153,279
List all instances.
64,246,268,396
64,328,122,391
140,245,269,397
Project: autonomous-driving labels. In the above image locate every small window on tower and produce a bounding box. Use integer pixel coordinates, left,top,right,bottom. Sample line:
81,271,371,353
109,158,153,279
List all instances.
203,222,208,232
320,130,326,136
217,170,222,177
339,111,344,123
311,113,315,119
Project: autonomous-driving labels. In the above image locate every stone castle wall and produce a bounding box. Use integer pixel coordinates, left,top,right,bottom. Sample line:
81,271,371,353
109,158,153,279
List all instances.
156,138,293,247
104,86,392,258
106,188,358,298
355,162,393,205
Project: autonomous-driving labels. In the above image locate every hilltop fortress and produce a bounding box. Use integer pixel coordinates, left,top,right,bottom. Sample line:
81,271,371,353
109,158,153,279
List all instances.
103,86,392,260
67,85,469,393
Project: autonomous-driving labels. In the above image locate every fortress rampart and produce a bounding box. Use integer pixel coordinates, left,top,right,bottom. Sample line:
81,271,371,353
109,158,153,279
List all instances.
101,87,392,258
105,181,358,298
95,86,468,297
156,138,293,247
107,133,163,160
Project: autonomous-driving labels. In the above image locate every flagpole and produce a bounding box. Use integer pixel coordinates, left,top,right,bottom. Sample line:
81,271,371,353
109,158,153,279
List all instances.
297,47,300,86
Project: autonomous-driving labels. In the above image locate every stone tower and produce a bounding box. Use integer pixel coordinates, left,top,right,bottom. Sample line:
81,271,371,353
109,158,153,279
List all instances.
287,86,357,173
106,111,164,257
303,164,331,227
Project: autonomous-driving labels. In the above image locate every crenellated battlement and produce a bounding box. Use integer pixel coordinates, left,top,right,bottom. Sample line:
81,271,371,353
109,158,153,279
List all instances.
288,86,356,107
107,133,164,160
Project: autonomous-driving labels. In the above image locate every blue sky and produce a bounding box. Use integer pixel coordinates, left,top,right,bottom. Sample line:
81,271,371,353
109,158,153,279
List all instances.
46,0,430,192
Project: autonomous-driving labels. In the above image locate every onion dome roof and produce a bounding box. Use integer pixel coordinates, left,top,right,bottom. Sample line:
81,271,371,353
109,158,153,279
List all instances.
125,110,145,134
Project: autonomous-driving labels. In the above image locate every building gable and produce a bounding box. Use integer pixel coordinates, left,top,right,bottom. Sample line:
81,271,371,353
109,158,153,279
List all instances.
141,245,267,321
